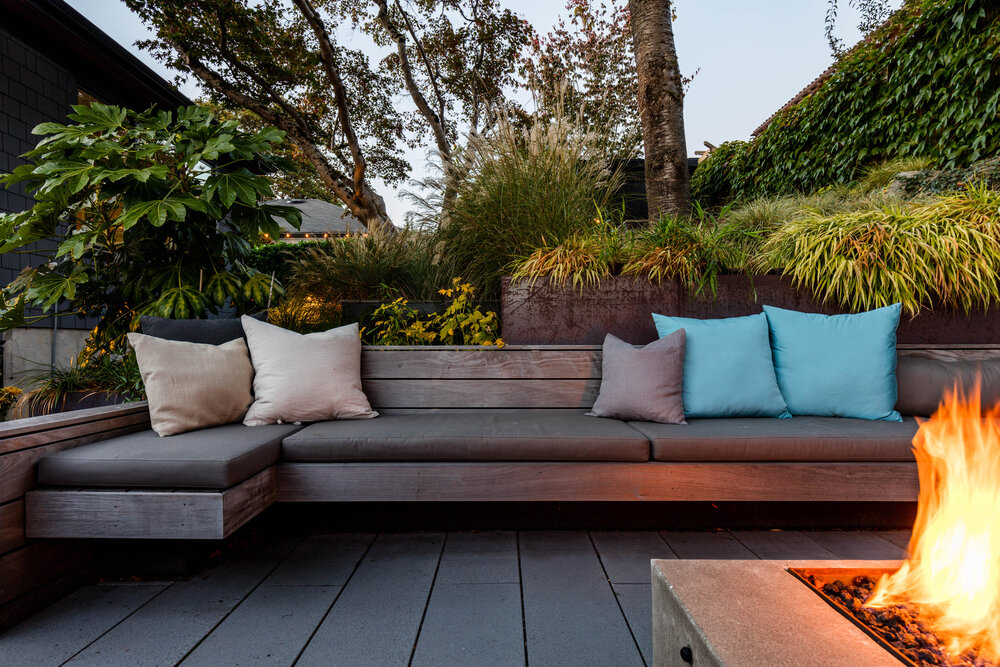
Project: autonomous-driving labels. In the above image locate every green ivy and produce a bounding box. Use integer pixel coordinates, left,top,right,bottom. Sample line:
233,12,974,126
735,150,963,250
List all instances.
692,0,1000,205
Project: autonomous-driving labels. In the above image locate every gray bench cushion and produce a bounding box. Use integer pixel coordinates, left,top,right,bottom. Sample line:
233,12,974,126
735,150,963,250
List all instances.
630,417,920,462
281,412,650,462
37,423,302,489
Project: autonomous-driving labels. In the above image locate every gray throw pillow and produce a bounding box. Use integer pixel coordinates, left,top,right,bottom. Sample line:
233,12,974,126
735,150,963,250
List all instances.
895,356,1000,416
140,311,267,346
588,330,686,424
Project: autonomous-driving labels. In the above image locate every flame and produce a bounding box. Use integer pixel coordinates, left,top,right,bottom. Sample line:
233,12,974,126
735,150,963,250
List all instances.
866,382,1000,661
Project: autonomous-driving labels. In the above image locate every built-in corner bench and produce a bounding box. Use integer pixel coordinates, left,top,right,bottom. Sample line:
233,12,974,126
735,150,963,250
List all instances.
18,344,999,541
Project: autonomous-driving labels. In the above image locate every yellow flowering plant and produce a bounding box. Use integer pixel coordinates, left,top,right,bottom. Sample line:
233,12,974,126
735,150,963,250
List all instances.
367,280,504,347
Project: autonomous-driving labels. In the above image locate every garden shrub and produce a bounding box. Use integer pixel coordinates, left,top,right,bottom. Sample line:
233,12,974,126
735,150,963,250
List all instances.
366,280,503,346
246,241,334,284
756,185,1000,315
895,156,1000,197
415,106,625,301
692,0,1000,206
286,231,439,303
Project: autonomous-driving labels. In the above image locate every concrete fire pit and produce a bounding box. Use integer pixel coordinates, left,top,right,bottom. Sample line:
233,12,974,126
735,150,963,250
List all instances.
652,559,905,666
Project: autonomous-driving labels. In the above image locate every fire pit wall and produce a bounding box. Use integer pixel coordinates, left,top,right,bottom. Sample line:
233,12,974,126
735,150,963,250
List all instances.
500,275,1000,345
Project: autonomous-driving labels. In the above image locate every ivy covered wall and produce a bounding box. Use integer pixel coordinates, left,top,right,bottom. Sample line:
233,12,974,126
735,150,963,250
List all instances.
691,0,1000,205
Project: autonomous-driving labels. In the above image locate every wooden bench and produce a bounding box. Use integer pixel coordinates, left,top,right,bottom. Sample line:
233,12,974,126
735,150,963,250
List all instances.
18,343,1000,544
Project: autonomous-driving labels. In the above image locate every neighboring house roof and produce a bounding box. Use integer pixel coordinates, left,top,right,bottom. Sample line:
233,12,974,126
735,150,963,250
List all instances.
0,0,193,110
752,17,895,137
751,64,838,136
267,198,369,238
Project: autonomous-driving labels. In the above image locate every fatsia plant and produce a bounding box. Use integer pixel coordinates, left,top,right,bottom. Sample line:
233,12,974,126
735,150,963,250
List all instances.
0,103,301,353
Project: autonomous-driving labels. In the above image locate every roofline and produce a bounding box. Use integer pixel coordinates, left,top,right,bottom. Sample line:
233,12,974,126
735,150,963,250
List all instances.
0,0,193,111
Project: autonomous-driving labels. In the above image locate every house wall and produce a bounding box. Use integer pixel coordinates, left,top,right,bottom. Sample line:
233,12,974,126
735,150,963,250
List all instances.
0,27,88,385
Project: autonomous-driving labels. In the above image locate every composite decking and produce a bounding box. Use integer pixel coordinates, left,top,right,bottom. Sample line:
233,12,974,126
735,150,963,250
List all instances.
0,529,910,666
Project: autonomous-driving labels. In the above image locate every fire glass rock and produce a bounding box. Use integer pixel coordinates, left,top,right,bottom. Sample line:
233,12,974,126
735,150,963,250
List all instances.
818,575,995,667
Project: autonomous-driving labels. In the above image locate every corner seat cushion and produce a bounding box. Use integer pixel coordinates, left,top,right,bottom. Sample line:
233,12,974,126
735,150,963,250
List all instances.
629,417,920,462
281,412,650,462
37,423,302,489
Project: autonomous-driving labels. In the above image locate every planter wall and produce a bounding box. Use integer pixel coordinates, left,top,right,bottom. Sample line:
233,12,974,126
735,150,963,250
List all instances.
501,275,1000,345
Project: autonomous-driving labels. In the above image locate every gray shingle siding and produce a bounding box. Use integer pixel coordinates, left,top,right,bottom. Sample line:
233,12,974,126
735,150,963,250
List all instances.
0,27,83,328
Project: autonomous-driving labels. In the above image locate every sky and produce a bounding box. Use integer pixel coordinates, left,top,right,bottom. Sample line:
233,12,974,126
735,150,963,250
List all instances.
64,0,873,225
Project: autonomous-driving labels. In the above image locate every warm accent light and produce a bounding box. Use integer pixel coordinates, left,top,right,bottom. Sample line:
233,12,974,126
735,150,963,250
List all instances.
285,233,291,238
305,233,310,238
867,383,1000,661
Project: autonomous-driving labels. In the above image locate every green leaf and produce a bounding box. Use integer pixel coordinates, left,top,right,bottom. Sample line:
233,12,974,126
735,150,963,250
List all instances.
205,169,265,209
0,296,26,330
153,285,205,320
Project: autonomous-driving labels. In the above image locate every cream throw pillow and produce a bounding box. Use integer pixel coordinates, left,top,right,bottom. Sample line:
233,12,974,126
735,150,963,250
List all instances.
241,317,377,425
128,332,255,437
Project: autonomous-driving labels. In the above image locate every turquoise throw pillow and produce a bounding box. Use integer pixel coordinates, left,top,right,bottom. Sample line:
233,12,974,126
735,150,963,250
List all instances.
763,304,902,421
652,312,789,418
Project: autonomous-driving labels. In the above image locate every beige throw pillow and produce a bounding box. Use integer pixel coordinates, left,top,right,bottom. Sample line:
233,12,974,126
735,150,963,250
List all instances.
241,317,377,425
128,332,255,437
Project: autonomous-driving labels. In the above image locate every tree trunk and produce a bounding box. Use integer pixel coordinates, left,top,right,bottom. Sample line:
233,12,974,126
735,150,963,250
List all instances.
629,0,690,220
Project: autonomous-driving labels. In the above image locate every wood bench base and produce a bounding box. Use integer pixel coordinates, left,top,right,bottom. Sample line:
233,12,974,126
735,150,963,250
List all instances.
23,460,919,540
275,461,920,503
25,468,275,540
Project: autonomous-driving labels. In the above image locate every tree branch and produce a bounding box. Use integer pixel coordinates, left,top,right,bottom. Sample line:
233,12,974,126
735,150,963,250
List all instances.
375,0,451,162
395,0,447,135
169,41,366,216
290,0,369,191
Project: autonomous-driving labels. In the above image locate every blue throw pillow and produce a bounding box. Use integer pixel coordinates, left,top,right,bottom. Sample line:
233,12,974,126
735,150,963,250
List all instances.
652,312,789,418
763,304,902,421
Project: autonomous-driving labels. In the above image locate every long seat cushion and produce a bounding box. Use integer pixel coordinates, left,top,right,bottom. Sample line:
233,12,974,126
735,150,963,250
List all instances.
281,412,650,462
630,417,920,462
37,423,302,489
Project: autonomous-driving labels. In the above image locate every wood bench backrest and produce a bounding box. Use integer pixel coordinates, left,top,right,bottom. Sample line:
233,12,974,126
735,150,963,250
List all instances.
359,344,1000,411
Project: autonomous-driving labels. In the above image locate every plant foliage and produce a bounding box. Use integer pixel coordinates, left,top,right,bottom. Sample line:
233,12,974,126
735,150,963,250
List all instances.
415,106,624,300
757,185,1000,315
366,279,503,346
0,104,300,353
287,231,439,302
691,0,1000,205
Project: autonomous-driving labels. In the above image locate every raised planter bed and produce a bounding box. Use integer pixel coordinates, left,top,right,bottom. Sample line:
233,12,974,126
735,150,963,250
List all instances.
501,275,1000,345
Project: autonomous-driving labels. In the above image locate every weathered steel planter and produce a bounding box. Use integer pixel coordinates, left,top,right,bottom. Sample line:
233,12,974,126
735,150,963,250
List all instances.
21,390,126,418
501,275,1000,345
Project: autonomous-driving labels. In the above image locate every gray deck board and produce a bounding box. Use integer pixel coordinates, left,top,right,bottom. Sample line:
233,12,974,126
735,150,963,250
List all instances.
263,533,374,586
590,531,676,583
65,538,298,667
295,532,444,667
613,583,653,666
411,531,523,666
434,531,519,584
520,531,644,666
731,530,839,559
804,530,908,560
181,585,339,667
0,583,166,667
879,530,913,552
3,530,915,667
411,583,524,667
659,530,757,559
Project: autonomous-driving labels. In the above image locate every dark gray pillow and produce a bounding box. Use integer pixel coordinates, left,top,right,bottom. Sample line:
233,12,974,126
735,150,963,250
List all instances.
588,330,686,424
895,356,1000,416
140,312,267,346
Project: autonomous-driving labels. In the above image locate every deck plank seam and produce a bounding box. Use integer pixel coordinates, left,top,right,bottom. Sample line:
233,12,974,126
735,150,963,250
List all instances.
587,531,649,667
516,531,529,667
173,534,307,666
58,581,176,666
406,533,448,667
290,532,379,666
